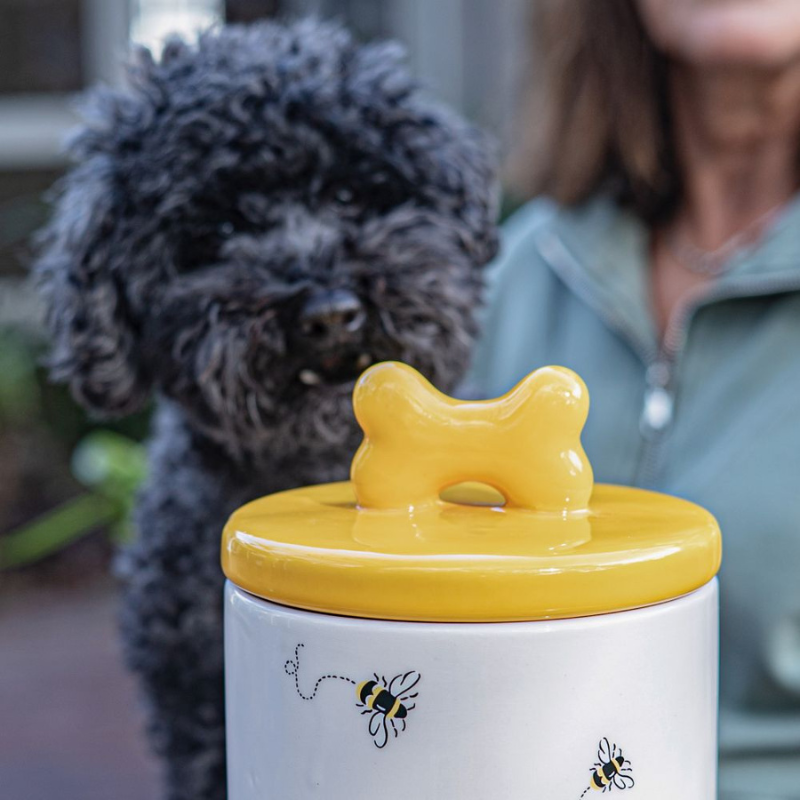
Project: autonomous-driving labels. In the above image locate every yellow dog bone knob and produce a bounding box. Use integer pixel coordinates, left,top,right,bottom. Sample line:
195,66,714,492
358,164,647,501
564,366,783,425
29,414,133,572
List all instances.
350,362,593,512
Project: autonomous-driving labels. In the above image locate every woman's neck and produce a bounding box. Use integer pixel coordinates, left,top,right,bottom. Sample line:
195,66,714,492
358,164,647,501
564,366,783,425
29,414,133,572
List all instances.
670,61,800,246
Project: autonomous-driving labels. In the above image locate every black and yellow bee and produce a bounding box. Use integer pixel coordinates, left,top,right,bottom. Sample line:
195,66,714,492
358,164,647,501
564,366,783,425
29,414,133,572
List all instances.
579,738,634,797
356,671,420,748
285,643,420,749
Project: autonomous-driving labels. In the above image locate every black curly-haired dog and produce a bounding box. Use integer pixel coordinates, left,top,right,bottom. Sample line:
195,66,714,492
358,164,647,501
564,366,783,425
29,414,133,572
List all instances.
35,18,498,800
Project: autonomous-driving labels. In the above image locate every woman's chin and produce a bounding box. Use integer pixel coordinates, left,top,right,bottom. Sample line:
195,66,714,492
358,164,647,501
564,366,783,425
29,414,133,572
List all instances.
639,0,800,68
685,6,800,67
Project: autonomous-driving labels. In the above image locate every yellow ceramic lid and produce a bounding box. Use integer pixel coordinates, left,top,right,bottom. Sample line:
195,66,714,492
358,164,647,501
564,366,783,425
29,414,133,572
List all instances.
222,362,721,622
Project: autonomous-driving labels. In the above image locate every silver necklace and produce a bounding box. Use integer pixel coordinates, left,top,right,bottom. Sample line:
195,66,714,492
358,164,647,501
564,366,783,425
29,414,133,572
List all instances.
665,203,785,277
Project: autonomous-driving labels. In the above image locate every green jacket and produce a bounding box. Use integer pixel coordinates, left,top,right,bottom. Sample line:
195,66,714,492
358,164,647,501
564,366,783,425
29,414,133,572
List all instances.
467,195,800,799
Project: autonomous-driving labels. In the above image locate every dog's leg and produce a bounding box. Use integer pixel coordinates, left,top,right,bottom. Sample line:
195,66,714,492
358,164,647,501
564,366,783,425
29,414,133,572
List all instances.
117,409,254,800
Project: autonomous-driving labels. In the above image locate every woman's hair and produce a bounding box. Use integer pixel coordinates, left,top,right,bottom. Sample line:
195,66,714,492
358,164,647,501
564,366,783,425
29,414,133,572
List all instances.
514,0,679,222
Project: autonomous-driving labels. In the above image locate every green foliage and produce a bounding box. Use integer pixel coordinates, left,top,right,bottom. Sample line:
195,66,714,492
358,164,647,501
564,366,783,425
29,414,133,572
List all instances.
0,494,119,570
0,431,147,570
0,329,42,424
71,431,147,541
0,330,149,571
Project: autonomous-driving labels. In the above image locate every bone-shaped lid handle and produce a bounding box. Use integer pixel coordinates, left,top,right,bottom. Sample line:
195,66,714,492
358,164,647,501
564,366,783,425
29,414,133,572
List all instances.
350,362,594,512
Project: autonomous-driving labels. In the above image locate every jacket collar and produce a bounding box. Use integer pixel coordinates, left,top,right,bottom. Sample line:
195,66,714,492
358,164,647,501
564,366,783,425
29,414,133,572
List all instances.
535,193,800,360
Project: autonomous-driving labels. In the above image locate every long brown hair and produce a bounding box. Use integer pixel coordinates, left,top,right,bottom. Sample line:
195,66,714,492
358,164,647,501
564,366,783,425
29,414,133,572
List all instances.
513,0,679,222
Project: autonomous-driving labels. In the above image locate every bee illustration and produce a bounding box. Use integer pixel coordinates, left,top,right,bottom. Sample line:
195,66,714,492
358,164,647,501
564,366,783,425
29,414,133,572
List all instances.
356,670,420,749
579,738,634,797
285,643,420,749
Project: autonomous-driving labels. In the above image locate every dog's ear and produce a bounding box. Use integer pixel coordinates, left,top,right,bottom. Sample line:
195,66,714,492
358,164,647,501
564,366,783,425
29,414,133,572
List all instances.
35,146,152,418
350,39,501,268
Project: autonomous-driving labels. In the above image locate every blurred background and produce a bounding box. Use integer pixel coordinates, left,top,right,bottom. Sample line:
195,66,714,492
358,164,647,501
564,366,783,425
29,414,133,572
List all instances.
0,1,526,798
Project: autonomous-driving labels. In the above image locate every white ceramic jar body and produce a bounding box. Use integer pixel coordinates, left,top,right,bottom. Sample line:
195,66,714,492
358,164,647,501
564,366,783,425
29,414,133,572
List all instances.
225,579,718,800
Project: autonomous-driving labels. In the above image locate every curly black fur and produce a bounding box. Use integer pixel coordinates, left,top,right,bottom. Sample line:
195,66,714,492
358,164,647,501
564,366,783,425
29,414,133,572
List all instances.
35,18,498,800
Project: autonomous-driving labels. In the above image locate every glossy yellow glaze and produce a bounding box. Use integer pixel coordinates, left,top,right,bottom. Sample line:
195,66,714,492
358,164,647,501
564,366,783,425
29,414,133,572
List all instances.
351,362,593,512
221,362,722,622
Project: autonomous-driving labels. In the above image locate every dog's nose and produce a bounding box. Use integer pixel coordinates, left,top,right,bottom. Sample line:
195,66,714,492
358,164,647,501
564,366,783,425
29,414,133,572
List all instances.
299,289,365,344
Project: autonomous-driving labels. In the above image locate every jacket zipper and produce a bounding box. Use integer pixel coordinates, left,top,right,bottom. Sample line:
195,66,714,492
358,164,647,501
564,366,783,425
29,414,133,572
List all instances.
536,228,800,486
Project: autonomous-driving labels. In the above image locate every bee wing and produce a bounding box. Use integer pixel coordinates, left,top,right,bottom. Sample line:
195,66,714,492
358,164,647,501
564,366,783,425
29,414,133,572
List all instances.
598,737,611,762
369,712,389,749
391,670,421,699
614,774,635,790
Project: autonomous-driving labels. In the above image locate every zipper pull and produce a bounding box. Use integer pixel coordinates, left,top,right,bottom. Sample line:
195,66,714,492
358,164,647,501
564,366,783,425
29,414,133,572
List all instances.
640,362,673,438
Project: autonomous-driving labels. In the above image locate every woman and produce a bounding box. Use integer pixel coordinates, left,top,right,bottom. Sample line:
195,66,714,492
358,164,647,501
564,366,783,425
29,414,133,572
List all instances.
469,1,800,798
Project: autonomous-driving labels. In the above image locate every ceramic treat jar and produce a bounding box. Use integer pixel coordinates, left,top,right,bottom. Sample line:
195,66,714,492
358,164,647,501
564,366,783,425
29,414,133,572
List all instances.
222,362,722,800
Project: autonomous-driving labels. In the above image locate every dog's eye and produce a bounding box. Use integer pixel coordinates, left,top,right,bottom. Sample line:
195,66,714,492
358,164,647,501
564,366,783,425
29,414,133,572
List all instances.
332,186,356,206
217,213,254,237
324,174,412,215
